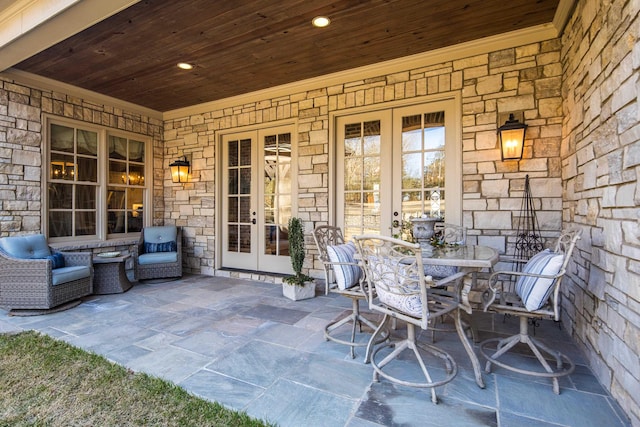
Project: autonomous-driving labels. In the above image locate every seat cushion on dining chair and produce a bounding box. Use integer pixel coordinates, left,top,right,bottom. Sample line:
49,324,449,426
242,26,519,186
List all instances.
326,241,361,290
516,249,564,311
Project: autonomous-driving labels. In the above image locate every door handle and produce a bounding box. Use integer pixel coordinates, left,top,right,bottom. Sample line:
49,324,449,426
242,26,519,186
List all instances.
392,220,400,228
252,218,257,224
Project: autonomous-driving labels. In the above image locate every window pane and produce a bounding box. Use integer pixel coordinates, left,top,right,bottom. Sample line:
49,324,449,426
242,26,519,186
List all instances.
127,212,142,232
109,136,127,160
228,140,238,167
107,188,125,209
240,168,251,194
50,124,74,152
77,130,97,155
240,139,252,166
77,157,97,182
239,196,250,222
49,184,72,209
76,185,95,209
228,197,238,222
128,164,145,186
109,161,126,184
129,139,145,162
108,211,125,233
50,153,75,181
239,225,251,253
75,211,96,236
49,211,72,237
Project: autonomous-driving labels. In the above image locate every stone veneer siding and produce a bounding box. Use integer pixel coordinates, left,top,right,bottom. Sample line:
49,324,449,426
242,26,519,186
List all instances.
0,76,164,235
164,37,565,277
561,0,639,423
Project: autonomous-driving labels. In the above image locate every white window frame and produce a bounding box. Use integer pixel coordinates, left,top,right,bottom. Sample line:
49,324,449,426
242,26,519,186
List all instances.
42,115,152,243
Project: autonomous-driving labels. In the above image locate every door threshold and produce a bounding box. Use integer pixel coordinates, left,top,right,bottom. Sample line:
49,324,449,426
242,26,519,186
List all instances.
215,268,286,284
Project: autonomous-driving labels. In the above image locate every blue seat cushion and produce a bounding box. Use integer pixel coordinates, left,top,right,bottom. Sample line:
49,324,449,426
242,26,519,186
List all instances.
52,266,91,286
138,252,178,265
0,234,51,259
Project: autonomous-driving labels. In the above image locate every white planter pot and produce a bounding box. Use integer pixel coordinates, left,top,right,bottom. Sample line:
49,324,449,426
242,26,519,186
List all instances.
282,281,316,301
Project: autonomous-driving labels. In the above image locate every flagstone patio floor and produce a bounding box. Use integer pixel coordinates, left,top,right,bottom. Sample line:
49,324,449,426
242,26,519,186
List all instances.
0,274,631,427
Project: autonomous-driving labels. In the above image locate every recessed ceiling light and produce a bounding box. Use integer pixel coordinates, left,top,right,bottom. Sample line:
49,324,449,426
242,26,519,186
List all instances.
312,16,330,28
177,62,194,70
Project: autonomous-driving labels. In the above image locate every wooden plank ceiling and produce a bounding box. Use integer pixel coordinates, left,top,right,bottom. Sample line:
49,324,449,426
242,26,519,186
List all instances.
14,0,560,112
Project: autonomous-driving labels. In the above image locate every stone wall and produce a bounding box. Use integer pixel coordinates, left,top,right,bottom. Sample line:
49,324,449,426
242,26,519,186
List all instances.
561,0,640,423
164,37,565,277
0,76,164,236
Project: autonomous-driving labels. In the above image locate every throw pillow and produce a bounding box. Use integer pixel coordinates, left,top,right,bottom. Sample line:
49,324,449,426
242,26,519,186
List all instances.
144,241,177,253
516,249,564,311
326,242,361,290
45,252,65,269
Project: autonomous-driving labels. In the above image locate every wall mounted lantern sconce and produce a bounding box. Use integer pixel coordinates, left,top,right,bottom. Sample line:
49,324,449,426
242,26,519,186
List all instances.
498,113,527,161
170,156,190,183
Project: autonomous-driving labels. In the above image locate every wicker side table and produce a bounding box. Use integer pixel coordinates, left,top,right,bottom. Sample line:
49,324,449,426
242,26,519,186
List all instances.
93,254,133,294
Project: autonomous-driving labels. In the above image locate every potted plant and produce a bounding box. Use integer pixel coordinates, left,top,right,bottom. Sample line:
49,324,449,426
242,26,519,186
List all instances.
282,217,316,301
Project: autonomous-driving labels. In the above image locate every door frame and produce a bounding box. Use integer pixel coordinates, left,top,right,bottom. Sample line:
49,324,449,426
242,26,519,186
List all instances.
329,92,463,229
215,119,298,272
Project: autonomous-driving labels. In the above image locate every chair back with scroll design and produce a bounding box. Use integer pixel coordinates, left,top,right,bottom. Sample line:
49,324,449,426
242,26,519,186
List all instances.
354,234,458,403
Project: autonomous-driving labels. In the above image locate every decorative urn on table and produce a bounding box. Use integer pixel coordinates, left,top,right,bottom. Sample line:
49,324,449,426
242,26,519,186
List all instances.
410,216,441,255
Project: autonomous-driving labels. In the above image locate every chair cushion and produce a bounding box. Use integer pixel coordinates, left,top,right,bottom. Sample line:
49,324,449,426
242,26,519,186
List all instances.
143,226,177,244
46,253,65,269
423,264,458,279
138,251,178,265
516,249,564,311
52,266,91,286
144,241,177,253
0,234,51,259
369,257,423,318
326,242,361,290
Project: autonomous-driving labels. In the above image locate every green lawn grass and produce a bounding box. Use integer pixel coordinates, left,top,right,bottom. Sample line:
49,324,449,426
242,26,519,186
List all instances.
0,331,272,426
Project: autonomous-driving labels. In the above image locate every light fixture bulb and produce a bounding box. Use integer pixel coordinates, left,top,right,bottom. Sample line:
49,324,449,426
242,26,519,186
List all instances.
312,16,330,27
177,62,194,70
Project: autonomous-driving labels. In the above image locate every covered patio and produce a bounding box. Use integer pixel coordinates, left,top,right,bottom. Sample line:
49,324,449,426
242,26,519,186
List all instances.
0,0,639,424
0,275,630,426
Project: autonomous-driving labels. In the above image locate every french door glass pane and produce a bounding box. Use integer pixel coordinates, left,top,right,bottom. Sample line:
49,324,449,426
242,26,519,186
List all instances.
343,120,381,240
400,111,446,220
227,138,252,254
262,132,291,256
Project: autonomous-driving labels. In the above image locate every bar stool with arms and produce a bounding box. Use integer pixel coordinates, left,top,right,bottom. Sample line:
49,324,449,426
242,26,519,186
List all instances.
313,225,383,359
480,229,582,394
354,234,458,404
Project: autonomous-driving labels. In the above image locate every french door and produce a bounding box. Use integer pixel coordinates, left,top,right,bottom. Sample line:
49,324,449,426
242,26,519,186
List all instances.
336,99,460,241
221,125,294,273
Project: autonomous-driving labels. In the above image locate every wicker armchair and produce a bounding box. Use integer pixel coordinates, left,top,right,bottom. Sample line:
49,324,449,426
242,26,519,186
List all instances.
134,226,182,281
0,234,93,313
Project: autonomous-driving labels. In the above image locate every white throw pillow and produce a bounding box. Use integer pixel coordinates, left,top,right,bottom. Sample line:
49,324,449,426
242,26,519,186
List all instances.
516,249,564,311
326,242,361,290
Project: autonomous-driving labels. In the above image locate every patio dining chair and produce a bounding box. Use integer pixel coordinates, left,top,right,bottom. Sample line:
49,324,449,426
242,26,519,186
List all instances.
313,225,383,359
479,229,582,394
354,234,458,404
